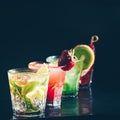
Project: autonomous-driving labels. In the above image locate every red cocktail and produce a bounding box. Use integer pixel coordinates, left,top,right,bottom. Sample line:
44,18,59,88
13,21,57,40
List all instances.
47,66,65,106
79,35,98,88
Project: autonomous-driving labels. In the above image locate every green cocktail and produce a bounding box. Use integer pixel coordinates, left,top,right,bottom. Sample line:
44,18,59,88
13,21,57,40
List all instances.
8,64,49,118
62,68,80,96
62,56,84,97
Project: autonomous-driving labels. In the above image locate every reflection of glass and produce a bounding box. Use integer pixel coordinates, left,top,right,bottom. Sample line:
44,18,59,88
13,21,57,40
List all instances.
61,97,80,116
45,106,61,117
80,66,94,89
8,68,49,118
78,88,93,115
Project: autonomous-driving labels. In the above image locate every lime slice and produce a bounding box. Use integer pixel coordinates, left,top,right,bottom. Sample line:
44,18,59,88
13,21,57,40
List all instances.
22,81,40,95
36,63,49,74
28,61,41,72
26,87,45,103
73,44,95,76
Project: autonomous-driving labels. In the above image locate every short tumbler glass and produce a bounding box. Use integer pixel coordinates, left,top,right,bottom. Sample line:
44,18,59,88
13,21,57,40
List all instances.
7,68,49,118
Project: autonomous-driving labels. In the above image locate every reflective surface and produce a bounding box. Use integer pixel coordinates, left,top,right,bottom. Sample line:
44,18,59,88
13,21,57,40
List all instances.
9,88,93,119
45,88,93,118
1,1,120,120
61,88,92,117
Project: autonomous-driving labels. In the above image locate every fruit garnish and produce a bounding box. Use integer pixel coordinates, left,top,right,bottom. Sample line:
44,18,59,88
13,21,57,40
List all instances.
28,61,42,72
36,63,49,74
29,62,49,74
26,87,44,103
58,49,76,71
73,44,95,76
22,81,40,95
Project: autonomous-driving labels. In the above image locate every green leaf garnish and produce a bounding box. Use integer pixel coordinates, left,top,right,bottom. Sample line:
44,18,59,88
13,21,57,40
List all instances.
10,80,22,96
22,81,39,96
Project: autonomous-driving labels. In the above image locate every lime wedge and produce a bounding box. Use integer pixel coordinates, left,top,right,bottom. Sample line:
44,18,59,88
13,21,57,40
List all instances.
26,87,44,102
22,81,39,95
73,44,95,75
36,63,49,74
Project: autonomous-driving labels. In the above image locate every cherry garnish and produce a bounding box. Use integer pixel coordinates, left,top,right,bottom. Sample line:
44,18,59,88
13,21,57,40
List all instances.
58,50,75,71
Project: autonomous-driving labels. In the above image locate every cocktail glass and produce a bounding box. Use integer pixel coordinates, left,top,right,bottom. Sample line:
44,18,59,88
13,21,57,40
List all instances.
62,59,83,97
79,35,98,89
28,62,66,107
7,67,49,118
47,65,66,107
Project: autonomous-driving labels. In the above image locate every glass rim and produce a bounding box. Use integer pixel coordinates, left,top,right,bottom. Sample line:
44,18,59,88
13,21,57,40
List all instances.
8,67,50,75
28,61,64,69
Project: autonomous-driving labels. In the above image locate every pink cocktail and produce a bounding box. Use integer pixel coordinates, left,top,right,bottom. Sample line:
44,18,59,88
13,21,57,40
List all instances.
47,66,65,106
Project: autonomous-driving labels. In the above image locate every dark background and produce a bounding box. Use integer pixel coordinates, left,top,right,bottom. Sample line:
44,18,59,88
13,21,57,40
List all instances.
0,0,120,119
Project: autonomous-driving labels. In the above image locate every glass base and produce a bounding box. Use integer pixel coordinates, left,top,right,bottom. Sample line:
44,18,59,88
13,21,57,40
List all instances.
47,100,61,107
45,106,61,117
13,111,45,119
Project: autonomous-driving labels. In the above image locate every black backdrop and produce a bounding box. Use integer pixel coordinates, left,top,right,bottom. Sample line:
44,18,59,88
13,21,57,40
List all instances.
0,0,120,119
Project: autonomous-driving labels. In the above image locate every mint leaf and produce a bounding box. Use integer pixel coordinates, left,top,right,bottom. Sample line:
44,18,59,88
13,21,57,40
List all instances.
10,80,22,96
22,81,39,96
24,96,38,112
